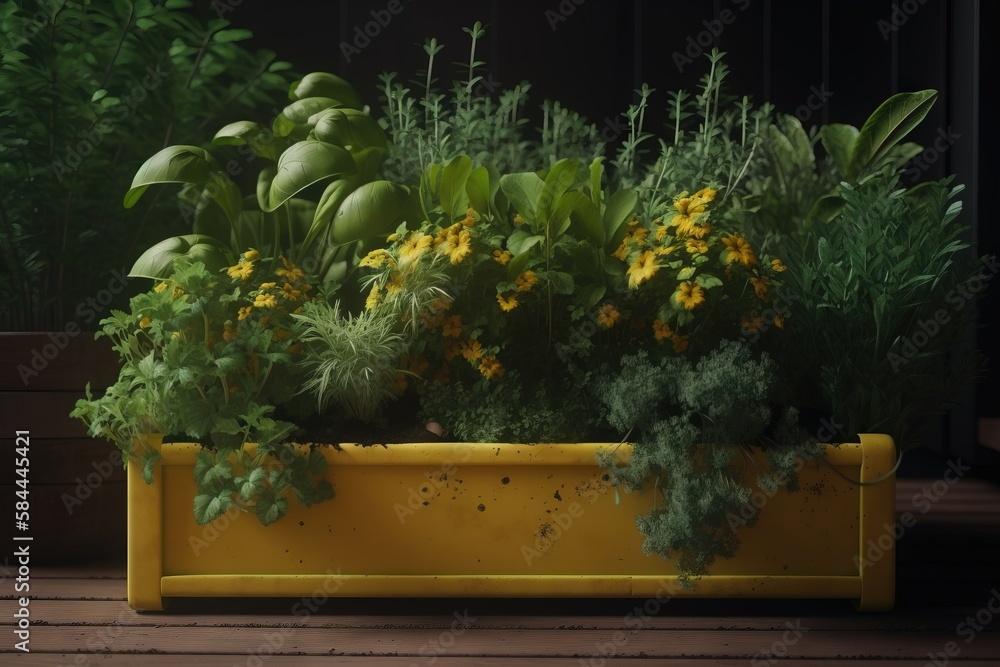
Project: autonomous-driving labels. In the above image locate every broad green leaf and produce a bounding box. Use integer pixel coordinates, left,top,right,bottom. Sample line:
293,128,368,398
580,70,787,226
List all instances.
124,145,220,208
507,230,544,256
548,191,586,239
579,284,607,309
310,108,387,151
506,248,535,281
329,181,409,244
213,28,253,42
499,172,545,223
213,121,280,161
548,271,575,295
847,89,938,179
695,274,724,289
256,164,276,211
537,158,579,223
465,165,493,214
273,97,346,138
808,194,846,224
589,157,605,210
570,197,605,246
677,267,696,280
267,141,355,211
602,188,638,249
439,155,474,220
289,72,363,109
774,114,813,168
820,124,859,176
129,234,232,279
301,177,359,258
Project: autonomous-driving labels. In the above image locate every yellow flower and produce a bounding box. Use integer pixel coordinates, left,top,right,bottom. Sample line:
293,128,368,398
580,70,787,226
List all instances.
674,281,706,311
596,303,621,328
435,223,462,247
139,316,151,329
254,293,278,309
774,313,785,329
259,282,277,290
515,270,538,292
771,258,788,272
238,306,253,321
750,275,769,301
460,339,483,362
685,238,708,255
631,225,650,246
612,237,631,261
223,322,237,342
462,207,477,227
513,214,525,225
442,315,463,338
478,355,505,380
669,196,707,237
444,341,463,361
392,372,408,395
655,223,670,241
386,232,400,242
430,296,453,312
399,233,432,263
741,315,764,333
282,283,303,301
243,249,260,262
694,187,718,202
671,333,689,353
497,293,519,312
493,249,512,265
627,250,660,289
688,222,713,240
227,261,254,281
654,245,677,256
171,286,185,299
365,284,382,310
385,273,403,295
275,256,306,281
721,235,756,268
359,249,395,269
652,319,672,341
405,354,430,376
153,281,168,293
439,228,472,265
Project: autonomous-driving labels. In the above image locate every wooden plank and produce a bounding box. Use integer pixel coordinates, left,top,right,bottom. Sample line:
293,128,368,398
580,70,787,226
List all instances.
6,659,1000,667
0,332,118,391
0,392,93,439
0,578,126,601
1,599,996,633
15,626,1000,658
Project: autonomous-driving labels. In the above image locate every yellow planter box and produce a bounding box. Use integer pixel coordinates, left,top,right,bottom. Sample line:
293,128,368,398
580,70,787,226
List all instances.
128,433,896,611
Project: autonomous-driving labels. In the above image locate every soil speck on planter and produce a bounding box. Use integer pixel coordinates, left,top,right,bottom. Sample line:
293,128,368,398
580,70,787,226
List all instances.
421,486,429,494
553,490,562,501
538,523,554,538
601,474,610,482
439,473,447,481
422,501,429,506
501,476,510,485
477,503,486,512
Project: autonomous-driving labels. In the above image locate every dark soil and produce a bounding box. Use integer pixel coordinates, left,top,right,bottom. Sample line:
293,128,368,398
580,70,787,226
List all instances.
283,394,448,446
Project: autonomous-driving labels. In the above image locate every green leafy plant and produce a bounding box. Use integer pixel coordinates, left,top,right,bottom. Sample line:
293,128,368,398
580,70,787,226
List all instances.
71,254,332,525
0,0,293,329
125,71,410,290
596,341,821,585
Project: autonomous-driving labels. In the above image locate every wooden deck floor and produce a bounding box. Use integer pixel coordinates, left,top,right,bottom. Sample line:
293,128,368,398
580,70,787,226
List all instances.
3,467,1000,665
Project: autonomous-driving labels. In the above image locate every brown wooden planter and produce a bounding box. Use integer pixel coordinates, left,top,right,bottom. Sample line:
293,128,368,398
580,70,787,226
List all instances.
0,332,123,564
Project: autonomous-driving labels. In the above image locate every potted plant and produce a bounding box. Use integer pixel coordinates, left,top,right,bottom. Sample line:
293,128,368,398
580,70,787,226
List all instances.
73,28,982,612
0,0,293,561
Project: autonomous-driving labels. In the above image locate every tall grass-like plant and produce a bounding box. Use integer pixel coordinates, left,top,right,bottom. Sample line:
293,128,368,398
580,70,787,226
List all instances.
292,301,405,423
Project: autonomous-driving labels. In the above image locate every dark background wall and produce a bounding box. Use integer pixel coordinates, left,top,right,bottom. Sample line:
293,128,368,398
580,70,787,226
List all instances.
194,0,994,455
